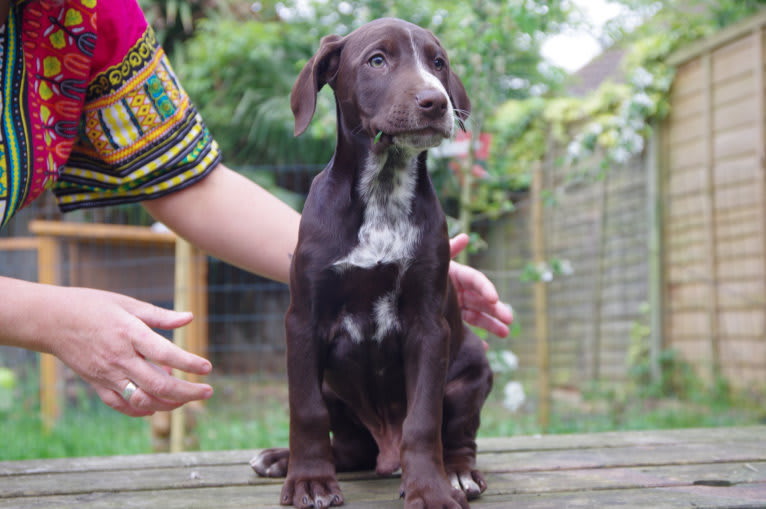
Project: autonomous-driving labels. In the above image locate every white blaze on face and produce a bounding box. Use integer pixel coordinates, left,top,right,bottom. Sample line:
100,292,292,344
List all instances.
408,29,454,137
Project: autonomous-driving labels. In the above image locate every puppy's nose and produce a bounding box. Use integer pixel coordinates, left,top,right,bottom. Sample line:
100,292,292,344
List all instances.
416,89,448,118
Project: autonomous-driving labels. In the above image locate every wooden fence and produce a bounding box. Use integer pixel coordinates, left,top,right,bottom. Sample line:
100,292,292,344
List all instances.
664,11,766,386
479,11,766,392
477,149,650,389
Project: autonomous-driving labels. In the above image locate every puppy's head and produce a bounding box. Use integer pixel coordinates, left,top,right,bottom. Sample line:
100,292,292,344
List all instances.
291,18,470,151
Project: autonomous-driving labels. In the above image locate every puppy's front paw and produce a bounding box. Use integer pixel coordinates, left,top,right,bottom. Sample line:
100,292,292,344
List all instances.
281,474,343,508
250,448,289,477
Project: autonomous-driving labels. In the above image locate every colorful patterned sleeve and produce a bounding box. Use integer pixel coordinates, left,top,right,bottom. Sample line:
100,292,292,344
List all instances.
52,0,221,212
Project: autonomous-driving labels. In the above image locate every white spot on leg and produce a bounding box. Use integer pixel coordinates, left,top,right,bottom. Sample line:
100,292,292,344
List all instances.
373,292,400,342
342,314,364,343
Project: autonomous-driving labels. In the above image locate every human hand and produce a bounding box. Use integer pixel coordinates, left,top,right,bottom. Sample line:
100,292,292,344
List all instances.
42,286,213,417
449,233,513,338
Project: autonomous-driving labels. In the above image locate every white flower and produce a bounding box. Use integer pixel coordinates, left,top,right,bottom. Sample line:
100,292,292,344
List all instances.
489,349,519,373
631,67,654,89
612,146,630,164
567,140,581,160
501,350,519,371
559,259,574,276
503,382,526,412
632,92,654,110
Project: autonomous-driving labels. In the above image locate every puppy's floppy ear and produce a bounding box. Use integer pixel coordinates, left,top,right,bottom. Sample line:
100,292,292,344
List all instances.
291,34,344,137
448,70,471,131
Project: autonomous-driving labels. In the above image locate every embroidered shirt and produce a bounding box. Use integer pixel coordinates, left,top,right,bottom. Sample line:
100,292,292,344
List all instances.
0,0,221,228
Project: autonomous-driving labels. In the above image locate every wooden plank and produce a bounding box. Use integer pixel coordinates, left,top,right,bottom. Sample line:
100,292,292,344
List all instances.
4,428,764,477
711,34,755,86
668,138,706,170
667,92,704,125
714,72,755,106
714,95,757,131
0,237,38,251
714,125,757,160
28,220,176,245
667,113,705,145
670,59,704,98
2,478,764,509
2,440,765,499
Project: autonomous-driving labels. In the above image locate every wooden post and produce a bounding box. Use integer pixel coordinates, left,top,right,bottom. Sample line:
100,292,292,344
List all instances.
753,27,766,383
37,236,61,428
647,126,664,384
186,247,208,384
531,161,550,430
170,237,192,453
590,173,609,382
702,52,721,379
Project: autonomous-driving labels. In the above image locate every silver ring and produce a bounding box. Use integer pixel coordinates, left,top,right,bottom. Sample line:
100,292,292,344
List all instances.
121,381,138,401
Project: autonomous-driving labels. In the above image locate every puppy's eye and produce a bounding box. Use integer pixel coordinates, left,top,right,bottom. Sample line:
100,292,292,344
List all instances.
369,55,386,68
433,58,445,71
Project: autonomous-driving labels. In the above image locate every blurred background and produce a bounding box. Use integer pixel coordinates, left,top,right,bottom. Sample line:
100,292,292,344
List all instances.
2,0,766,460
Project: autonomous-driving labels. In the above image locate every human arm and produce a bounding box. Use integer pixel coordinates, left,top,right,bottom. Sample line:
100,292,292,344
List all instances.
0,276,213,417
142,164,299,284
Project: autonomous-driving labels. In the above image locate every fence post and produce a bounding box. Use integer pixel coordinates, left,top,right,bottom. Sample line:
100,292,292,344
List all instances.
647,125,664,384
37,236,61,428
702,52,721,379
531,161,550,430
170,237,192,453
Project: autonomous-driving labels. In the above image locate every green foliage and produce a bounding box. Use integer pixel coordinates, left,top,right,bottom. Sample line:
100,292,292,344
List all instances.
173,19,333,165
627,303,734,406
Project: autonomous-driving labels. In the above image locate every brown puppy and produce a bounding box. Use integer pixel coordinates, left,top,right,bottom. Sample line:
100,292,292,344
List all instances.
251,18,493,509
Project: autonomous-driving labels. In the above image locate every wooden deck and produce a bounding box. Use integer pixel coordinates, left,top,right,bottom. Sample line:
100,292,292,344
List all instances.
1,426,765,508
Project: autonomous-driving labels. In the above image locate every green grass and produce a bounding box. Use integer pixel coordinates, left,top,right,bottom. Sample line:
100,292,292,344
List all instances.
1,373,763,461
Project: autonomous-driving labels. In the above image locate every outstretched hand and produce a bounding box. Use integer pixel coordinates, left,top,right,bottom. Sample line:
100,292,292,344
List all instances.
42,286,213,417
449,234,513,338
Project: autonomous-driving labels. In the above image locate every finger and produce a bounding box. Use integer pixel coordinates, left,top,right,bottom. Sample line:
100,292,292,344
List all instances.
462,309,510,338
95,386,154,418
122,382,186,413
449,261,499,303
449,233,470,259
460,290,514,325
132,327,212,376
127,357,213,404
122,297,194,330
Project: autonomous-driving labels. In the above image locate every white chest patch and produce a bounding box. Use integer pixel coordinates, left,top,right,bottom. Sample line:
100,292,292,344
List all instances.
334,154,420,271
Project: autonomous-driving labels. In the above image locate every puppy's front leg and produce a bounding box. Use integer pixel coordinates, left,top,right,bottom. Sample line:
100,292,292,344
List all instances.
400,316,469,509
282,309,343,508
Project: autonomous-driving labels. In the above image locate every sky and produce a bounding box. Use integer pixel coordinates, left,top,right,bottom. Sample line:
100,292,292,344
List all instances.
541,0,626,72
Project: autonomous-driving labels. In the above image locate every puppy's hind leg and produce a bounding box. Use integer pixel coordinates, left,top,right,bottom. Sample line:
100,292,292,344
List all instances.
442,328,494,500
251,448,289,478
324,386,379,473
